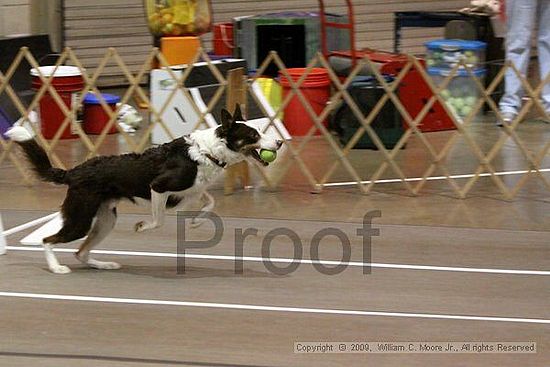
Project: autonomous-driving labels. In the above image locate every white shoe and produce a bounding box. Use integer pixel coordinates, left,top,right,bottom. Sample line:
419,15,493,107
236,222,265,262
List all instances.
496,112,516,127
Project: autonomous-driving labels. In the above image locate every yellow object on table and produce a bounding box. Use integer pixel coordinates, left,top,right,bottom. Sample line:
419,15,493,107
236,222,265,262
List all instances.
145,0,212,37
256,77,283,119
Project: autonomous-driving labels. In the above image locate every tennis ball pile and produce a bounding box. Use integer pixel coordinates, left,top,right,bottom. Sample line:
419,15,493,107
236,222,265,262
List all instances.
428,50,480,68
260,149,277,163
427,44,483,119
440,83,479,118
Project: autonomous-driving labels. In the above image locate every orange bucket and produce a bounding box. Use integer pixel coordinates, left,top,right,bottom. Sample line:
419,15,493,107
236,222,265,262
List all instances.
161,36,201,65
212,23,234,56
279,68,331,136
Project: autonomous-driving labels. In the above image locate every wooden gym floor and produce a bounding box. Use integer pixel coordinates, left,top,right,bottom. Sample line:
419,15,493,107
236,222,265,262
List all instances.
0,120,549,366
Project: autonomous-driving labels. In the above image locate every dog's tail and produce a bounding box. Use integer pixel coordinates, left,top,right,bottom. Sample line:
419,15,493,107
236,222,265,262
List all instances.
6,126,67,184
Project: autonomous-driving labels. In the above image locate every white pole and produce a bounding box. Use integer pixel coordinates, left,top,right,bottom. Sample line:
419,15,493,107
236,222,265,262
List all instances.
0,214,6,255
1,212,59,237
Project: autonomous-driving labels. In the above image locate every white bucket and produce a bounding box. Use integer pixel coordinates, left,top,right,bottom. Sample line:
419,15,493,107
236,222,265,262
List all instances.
29,65,83,78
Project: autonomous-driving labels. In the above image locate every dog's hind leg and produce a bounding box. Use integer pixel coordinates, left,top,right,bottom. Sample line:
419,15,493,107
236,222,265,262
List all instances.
75,201,120,270
42,189,100,274
42,243,71,275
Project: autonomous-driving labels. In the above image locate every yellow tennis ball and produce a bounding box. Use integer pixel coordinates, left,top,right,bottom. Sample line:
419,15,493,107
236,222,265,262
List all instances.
260,149,277,163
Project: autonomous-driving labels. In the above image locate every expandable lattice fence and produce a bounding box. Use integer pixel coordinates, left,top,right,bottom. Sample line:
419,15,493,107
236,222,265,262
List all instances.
0,46,549,199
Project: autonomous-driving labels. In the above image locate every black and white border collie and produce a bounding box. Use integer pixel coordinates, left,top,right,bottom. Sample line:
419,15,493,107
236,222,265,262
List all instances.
7,105,282,274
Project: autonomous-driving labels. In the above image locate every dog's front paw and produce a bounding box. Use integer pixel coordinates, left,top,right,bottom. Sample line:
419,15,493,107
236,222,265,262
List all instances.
88,260,121,270
190,218,206,228
134,221,146,232
135,220,155,232
50,265,71,274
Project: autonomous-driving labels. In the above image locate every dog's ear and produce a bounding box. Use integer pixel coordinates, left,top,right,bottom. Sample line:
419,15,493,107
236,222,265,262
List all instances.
233,103,245,121
220,108,234,130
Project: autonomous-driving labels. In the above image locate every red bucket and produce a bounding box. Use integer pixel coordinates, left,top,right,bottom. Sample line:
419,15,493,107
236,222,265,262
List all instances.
279,68,331,136
31,66,84,139
212,22,234,56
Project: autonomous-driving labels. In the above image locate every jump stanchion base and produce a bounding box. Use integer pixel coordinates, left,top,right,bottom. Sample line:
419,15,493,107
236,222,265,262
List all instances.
0,212,64,252
0,214,6,255
20,213,65,246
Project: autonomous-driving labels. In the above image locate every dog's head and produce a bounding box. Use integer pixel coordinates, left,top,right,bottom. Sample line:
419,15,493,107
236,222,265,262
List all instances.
216,105,283,166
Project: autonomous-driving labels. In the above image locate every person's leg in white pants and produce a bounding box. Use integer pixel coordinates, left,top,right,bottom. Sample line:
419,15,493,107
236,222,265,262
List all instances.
499,0,538,117
538,0,550,115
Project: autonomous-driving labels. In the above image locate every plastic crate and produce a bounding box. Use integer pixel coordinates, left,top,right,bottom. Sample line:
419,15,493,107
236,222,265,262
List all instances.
330,76,404,149
428,67,486,120
425,39,486,70
234,12,349,75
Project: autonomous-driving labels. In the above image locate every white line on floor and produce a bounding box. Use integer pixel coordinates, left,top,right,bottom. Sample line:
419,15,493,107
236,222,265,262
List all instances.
5,166,550,236
322,168,550,187
0,291,548,324
6,246,550,276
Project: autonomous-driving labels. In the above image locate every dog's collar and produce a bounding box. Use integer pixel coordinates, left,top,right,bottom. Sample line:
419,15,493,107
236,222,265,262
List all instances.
205,153,227,168
184,134,227,169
